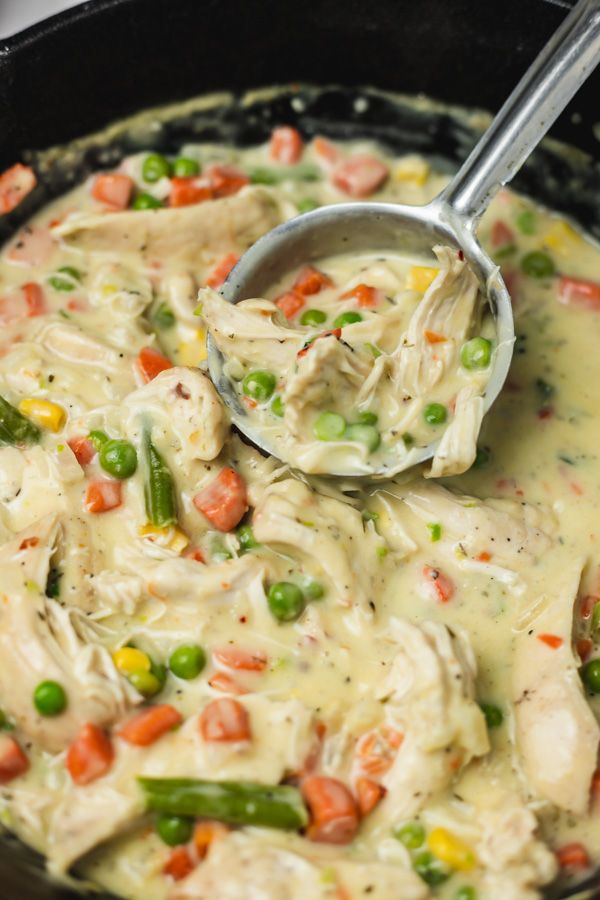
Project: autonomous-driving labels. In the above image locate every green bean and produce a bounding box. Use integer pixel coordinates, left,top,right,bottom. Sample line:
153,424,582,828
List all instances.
138,778,308,830
0,395,41,447
143,431,177,527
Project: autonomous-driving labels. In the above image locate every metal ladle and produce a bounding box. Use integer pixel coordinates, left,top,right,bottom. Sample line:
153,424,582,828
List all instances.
209,0,600,476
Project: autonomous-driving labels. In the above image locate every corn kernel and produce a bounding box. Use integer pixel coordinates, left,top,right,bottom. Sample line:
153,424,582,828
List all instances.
406,266,439,293
18,398,66,432
394,155,430,186
544,219,581,254
178,328,208,366
427,827,476,872
112,646,151,676
139,523,190,554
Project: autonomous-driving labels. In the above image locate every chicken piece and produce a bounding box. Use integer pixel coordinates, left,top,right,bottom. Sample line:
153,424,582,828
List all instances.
53,515,96,612
0,518,138,753
88,569,145,615
0,445,82,533
55,187,281,265
169,831,429,900
201,288,305,370
162,271,199,326
123,366,227,463
512,559,599,814
40,321,133,373
88,260,153,319
368,619,488,825
477,801,558,900
427,386,484,478
390,244,480,397
401,480,554,570
253,478,387,611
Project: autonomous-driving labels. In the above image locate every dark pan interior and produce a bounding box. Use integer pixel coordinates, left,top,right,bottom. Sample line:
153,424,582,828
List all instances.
0,1,599,898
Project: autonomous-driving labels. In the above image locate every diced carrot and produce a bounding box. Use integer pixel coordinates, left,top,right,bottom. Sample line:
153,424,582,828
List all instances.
580,595,600,620
0,164,36,214
313,136,343,170
22,283,45,316
0,734,29,783
576,638,593,663
0,282,44,324
558,275,600,311
208,671,248,695
423,565,455,603
537,633,563,649
476,550,492,562
68,436,96,466
332,155,389,198
301,775,359,844
206,253,240,289
183,546,206,564
91,174,133,210
169,176,212,208
193,467,248,532
276,290,305,318
270,126,304,165
118,704,182,746
355,725,403,777
19,537,39,550
205,164,250,199
85,479,122,514
297,328,342,358
213,646,268,671
163,845,195,881
340,283,380,308
193,820,229,859
66,723,114,786
424,330,447,344
555,842,590,870
137,346,173,382
490,220,515,247
293,265,334,296
356,777,386,816
199,698,251,743
7,225,54,267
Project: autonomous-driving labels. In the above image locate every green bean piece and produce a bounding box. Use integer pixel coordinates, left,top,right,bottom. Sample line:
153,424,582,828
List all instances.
45,567,62,599
143,431,177,527
142,153,171,183
427,523,442,542
582,659,600,693
300,309,327,327
132,192,163,210
173,157,200,177
592,602,600,632
249,163,319,185
313,411,346,441
345,423,381,452
520,250,555,278
0,395,41,447
138,778,309,830
48,266,82,292
153,302,176,329
480,702,504,728
460,337,492,371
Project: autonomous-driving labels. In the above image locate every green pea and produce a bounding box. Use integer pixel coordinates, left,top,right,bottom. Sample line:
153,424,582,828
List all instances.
473,445,490,468
132,192,163,210
242,370,276,403
494,243,516,260
427,523,442,542
480,702,504,728
169,645,206,680
156,813,193,847
150,659,167,688
393,821,425,849
356,411,378,425
153,302,175,329
333,311,363,328
520,250,555,278
211,538,233,562
142,153,171,183
237,524,259,553
345,423,381,452
267,582,305,622
271,395,285,418
582,659,600,693
423,403,447,426
455,888,477,900
99,439,138,479
314,411,346,441
402,432,414,448
172,157,200,178
48,266,81,292
297,197,319,214
413,851,450,886
128,669,162,698
301,578,325,600
300,309,327,327
88,429,109,451
516,209,536,235
461,336,492,371
33,680,67,716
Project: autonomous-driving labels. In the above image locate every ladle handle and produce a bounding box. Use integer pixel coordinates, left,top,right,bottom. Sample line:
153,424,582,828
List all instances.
439,0,600,227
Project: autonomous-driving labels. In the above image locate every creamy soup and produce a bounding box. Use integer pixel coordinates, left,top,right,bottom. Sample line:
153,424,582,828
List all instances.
0,124,599,900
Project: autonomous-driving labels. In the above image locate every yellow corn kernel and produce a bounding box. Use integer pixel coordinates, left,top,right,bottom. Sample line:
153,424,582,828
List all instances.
406,266,438,293
112,646,151,676
427,827,476,872
178,328,208,366
101,283,118,296
139,523,190,554
18,398,66,433
543,219,581,254
394,154,430,186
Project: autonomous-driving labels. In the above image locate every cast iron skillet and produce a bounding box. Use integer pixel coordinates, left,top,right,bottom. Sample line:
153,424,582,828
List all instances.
0,0,599,897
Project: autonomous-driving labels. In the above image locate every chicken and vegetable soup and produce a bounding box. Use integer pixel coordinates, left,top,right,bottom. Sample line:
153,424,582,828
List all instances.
0,123,599,900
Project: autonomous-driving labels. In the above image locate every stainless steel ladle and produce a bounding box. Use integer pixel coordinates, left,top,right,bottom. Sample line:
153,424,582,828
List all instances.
209,0,600,476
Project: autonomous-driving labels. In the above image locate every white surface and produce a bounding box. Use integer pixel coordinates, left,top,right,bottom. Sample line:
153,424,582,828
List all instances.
0,0,84,39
